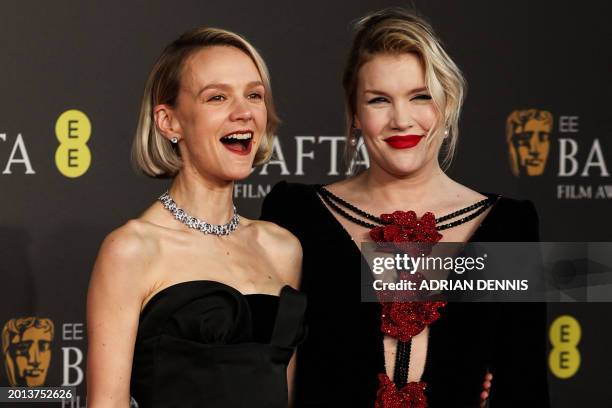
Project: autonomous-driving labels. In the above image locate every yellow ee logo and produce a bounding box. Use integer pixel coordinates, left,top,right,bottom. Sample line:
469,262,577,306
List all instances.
55,109,92,178
548,315,581,379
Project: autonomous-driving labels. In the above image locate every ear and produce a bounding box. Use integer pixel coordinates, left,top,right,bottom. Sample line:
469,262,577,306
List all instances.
153,104,182,141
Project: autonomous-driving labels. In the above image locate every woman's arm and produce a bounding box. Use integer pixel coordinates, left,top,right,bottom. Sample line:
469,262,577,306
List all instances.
287,352,298,407
283,238,302,406
488,302,550,407
86,224,150,408
488,200,550,407
257,219,304,405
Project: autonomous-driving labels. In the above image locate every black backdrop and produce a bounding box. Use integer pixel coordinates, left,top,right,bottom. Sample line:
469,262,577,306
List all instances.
1,1,611,406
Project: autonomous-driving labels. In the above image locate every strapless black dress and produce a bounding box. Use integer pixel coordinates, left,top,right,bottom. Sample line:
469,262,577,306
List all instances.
130,280,307,408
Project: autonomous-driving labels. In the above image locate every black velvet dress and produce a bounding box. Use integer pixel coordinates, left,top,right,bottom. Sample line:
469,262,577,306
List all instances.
260,181,550,408
130,280,307,408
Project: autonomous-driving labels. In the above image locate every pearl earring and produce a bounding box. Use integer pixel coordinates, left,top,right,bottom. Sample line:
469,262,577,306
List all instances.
350,123,360,147
171,136,179,144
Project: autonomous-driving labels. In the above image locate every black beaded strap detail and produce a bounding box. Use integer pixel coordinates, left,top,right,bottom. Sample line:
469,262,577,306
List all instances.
393,340,411,389
435,197,493,223
317,185,383,224
436,197,497,231
317,187,378,229
316,184,499,232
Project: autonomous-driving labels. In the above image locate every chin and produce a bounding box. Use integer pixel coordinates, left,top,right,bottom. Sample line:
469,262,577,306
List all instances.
221,166,253,181
373,157,425,177
387,167,424,178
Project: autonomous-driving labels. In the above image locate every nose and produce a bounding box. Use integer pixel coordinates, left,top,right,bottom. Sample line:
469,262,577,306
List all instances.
28,345,41,367
528,133,540,157
389,102,413,131
229,98,253,122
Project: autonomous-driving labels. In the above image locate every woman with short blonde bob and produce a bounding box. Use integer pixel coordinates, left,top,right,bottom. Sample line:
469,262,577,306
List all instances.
262,8,549,407
87,27,306,408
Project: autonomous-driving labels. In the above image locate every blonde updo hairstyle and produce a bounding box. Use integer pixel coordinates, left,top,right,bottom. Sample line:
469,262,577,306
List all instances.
132,27,280,178
343,8,466,170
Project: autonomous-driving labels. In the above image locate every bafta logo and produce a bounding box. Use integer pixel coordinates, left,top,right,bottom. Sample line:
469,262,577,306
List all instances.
506,109,553,176
2,317,54,387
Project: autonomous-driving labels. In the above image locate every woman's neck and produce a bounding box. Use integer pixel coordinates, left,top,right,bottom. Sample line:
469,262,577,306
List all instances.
167,168,235,225
352,160,458,212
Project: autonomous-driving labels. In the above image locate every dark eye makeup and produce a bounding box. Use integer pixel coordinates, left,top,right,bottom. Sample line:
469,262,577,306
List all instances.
366,94,432,104
367,97,388,104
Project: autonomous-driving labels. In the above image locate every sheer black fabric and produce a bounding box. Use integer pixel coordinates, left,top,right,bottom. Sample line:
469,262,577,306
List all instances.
130,280,306,408
260,181,549,408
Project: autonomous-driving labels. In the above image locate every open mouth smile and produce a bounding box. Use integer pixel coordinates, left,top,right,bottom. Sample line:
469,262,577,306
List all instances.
220,131,253,155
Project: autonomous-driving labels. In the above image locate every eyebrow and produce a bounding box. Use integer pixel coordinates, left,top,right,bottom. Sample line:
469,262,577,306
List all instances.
363,86,428,95
197,81,264,97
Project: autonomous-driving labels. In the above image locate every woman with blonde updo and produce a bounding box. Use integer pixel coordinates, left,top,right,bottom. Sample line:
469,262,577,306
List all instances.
262,8,549,407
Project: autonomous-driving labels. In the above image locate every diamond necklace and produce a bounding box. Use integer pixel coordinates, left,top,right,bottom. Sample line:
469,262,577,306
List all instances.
158,191,240,236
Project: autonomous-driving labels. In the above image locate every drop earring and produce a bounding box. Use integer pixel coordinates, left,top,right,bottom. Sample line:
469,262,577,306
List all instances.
350,123,360,147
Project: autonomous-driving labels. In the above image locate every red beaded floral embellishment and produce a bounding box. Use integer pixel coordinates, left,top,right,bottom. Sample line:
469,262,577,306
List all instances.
370,210,446,407
375,373,428,408
370,211,442,244
380,298,447,342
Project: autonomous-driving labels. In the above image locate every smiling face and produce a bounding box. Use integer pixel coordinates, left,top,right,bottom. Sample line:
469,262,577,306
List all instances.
168,46,267,181
354,52,441,177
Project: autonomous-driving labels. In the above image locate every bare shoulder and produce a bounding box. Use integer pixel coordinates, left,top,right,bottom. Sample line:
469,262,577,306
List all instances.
86,219,159,404
245,218,301,256
98,219,157,266
91,219,161,298
241,218,302,287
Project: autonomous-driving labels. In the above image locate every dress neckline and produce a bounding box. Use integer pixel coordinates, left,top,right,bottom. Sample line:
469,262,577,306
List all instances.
308,185,503,391
137,280,306,349
311,185,501,248
140,280,286,319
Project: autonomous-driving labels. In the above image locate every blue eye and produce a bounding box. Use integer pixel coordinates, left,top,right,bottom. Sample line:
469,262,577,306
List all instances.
367,97,388,104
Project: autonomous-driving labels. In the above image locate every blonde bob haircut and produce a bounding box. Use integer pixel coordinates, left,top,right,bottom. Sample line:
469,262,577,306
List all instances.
132,27,280,178
343,8,466,170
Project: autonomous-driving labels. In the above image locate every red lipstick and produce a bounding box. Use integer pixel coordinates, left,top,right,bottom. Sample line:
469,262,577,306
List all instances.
384,134,424,149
